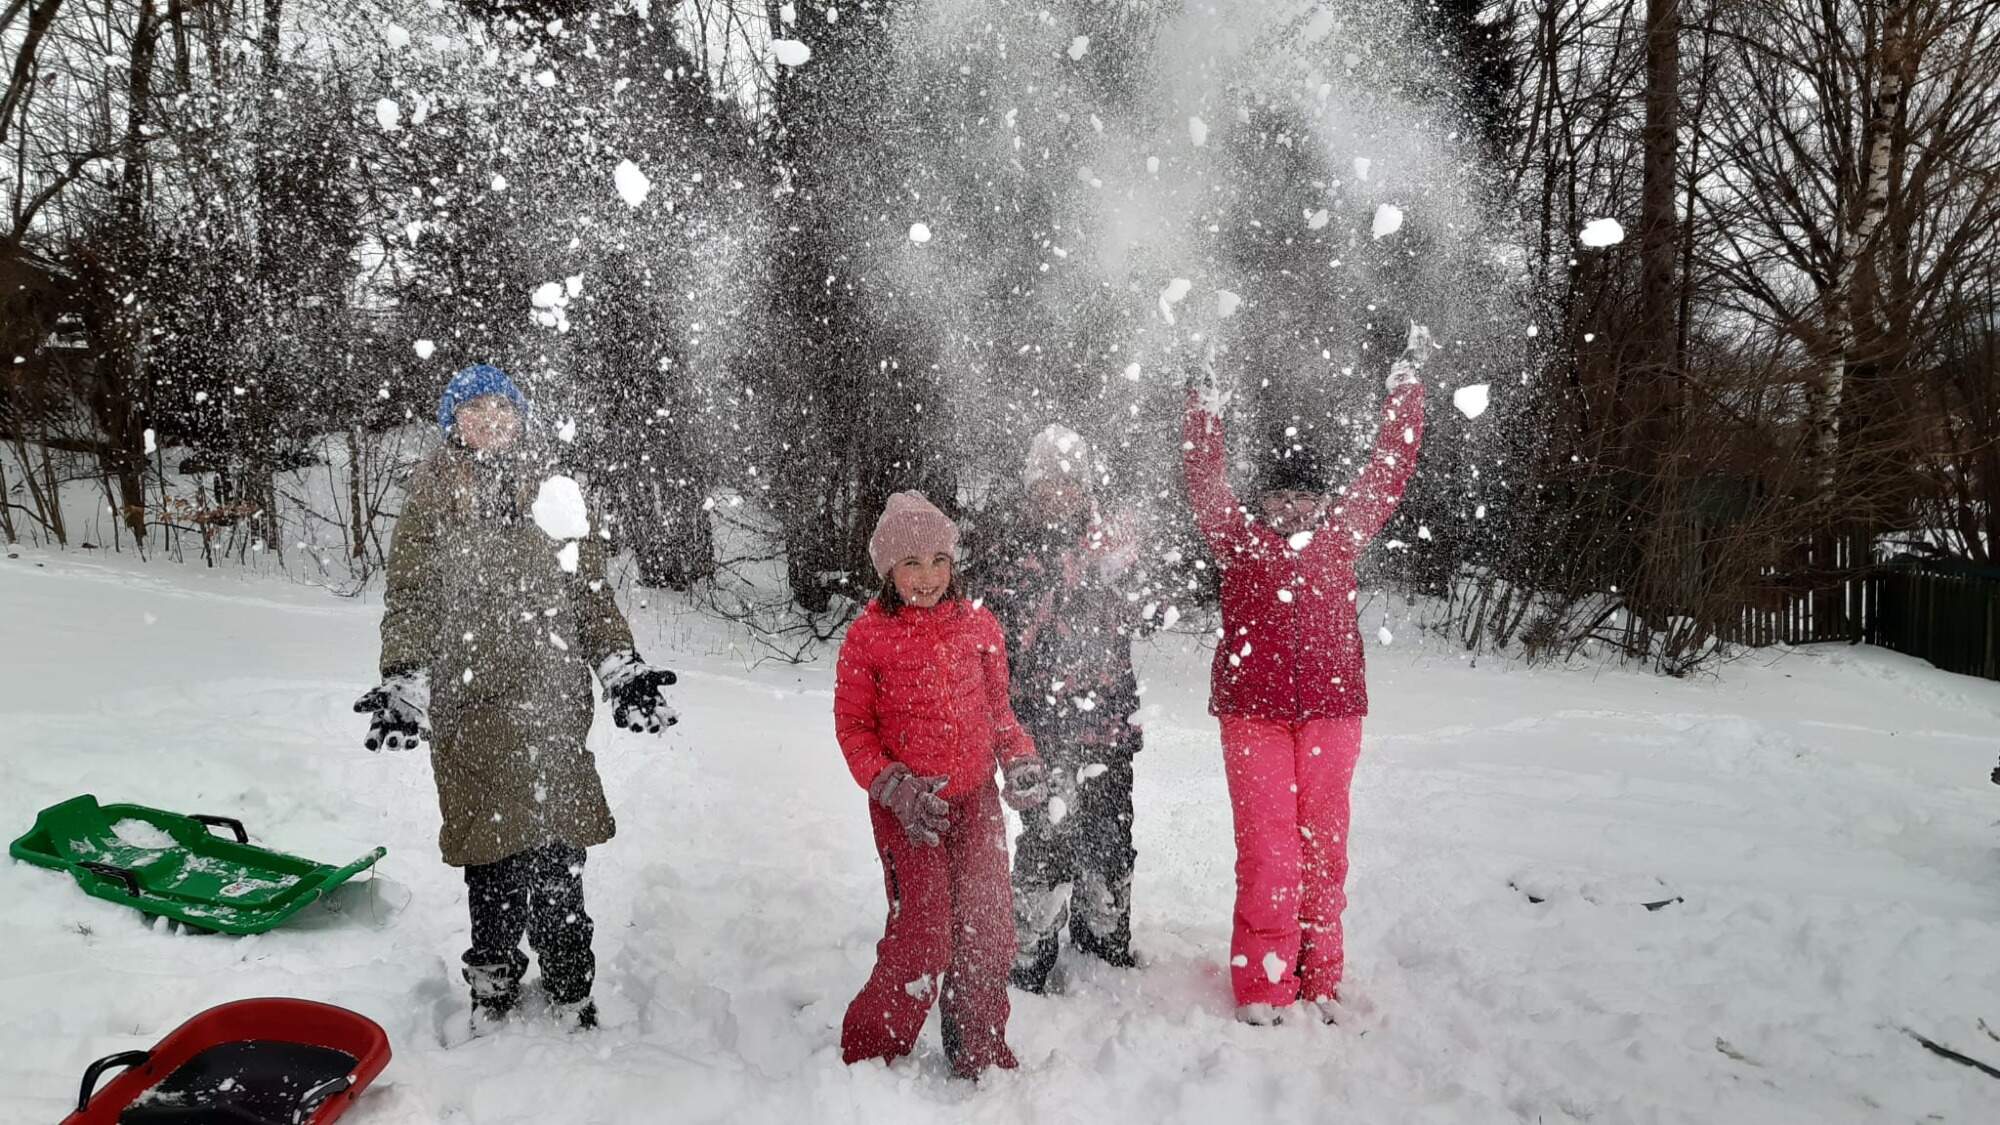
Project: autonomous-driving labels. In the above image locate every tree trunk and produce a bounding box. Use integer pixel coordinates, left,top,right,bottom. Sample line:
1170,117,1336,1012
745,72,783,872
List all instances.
1815,0,1909,502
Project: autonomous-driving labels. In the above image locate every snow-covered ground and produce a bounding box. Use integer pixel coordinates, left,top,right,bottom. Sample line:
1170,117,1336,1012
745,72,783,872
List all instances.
2,547,1997,1123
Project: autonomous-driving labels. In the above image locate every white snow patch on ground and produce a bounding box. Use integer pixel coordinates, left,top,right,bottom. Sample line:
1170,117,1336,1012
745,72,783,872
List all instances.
0,552,1996,1123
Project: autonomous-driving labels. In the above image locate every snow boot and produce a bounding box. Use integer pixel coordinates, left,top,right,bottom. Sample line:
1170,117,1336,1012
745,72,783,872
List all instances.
1235,1003,1285,1027
1010,930,1063,994
549,997,598,1032
463,960,522,1036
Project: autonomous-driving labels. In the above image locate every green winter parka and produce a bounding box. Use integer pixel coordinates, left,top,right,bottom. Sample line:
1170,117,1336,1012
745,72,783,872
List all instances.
379,442,633,867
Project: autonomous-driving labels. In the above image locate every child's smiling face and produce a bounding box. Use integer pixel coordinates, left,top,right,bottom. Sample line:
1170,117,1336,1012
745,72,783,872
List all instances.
892,552,954,608
457,395,522,453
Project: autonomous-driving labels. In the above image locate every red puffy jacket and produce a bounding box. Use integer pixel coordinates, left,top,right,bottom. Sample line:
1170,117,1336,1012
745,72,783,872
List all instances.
1181,382,1425,722
834,597,1039,799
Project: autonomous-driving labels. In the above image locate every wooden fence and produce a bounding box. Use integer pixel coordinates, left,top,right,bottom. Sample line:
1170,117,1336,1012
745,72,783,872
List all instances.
1720,537,2000,682
1865,559,2000,682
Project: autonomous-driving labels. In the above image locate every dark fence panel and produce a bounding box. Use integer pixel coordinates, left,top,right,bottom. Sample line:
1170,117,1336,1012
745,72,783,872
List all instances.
1713,540,1999,683
1866,560,2000,682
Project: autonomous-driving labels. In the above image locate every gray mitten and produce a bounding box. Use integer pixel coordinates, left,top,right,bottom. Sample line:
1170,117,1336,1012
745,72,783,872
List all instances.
1002,758,1050,810
1385,322,1435,391
870,763,951,847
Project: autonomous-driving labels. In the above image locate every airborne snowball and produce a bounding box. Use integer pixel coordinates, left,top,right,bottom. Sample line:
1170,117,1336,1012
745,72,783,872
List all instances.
908,222,932,244
1580,218,1626,248
1371,203,1404,240
1068,35,1090,61
1188,116,1209,147
532,476,591,541
1454,383,1492,420
530,281,564,309
1306,208,1329,231
555,542,580,574
413,339,436,360
383,25,411,50
1216,289,1243,318
373,98,400,131
771,39,812,67
614,159,651,208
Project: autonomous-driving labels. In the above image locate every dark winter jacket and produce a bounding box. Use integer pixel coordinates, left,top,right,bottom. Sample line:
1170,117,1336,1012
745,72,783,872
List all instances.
833,598,1039,800
978,507,1144,754
1181,382,1425,722
380,441,633,866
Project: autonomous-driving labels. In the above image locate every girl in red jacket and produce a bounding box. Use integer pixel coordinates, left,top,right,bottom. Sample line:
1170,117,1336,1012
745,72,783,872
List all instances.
1181,325,1433,1026
833,491,1050,1077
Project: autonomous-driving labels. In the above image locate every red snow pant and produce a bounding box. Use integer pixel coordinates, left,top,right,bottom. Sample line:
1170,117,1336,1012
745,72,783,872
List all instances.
1219,714,1365,1006
841,782,1019,1076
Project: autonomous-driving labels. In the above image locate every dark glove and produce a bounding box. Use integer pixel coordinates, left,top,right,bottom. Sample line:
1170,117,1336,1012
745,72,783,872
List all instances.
870,763,951,847
354,670,429,751
1991,758,1999,785
597,650,679,734
1002,758,1050,810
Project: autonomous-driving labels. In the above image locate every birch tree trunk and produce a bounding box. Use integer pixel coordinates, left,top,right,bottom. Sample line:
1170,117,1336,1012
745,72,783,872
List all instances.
1815,0,1910,500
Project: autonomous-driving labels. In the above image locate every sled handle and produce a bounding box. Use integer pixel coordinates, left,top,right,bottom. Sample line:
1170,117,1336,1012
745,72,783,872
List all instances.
294,1074,353,1123
192,814,249,844
77,1049,150,1111
79,862,142,898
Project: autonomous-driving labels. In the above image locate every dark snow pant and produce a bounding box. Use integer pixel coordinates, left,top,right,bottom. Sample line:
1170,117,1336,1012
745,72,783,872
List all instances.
841,783,1018,1078
1010,748,1137,992
461,843,595,1007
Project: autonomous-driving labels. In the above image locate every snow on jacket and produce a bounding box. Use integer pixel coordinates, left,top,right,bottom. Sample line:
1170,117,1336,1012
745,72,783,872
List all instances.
1181,382,1425,722
834,597,1039,799
978,507,1144,752
379,441,633,866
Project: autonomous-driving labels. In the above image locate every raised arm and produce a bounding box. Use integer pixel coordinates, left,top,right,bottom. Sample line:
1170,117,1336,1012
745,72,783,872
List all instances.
1325,328,1433,553
1182,387,1254,556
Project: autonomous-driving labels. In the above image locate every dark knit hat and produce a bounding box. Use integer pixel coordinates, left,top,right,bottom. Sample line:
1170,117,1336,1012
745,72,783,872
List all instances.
1259,424,1329,495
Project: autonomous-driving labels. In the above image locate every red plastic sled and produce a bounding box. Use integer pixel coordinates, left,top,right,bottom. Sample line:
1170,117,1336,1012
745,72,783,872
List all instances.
64,998,390,1124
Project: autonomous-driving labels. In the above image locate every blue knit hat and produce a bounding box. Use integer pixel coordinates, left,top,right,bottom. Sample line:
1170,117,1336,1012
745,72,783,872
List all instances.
437,364,529,433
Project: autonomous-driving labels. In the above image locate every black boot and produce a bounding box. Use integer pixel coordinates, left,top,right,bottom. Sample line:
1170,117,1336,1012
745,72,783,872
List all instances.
463,958,524,1036
1010,928,1062,994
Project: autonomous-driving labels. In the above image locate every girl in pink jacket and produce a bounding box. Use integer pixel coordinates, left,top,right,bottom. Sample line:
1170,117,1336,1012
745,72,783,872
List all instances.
1181,326,1432,1025
833,491,1049,1077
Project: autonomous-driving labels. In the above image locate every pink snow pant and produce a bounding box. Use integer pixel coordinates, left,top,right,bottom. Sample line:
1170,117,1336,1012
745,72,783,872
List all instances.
841,783,1018,1077
1219,714,1365,1006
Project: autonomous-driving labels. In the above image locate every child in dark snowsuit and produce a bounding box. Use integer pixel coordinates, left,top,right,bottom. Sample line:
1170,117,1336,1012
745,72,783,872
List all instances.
833,491,1048,1078
1181,328,1432,1025
980,424,1147,992
356,364,680,1033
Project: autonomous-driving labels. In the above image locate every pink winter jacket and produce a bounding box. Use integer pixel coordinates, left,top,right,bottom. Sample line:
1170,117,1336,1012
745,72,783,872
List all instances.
1181,382,1426,722
834,598,1039,799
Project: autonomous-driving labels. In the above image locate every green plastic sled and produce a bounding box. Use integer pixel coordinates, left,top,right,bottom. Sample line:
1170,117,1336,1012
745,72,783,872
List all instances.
9,795,386,935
